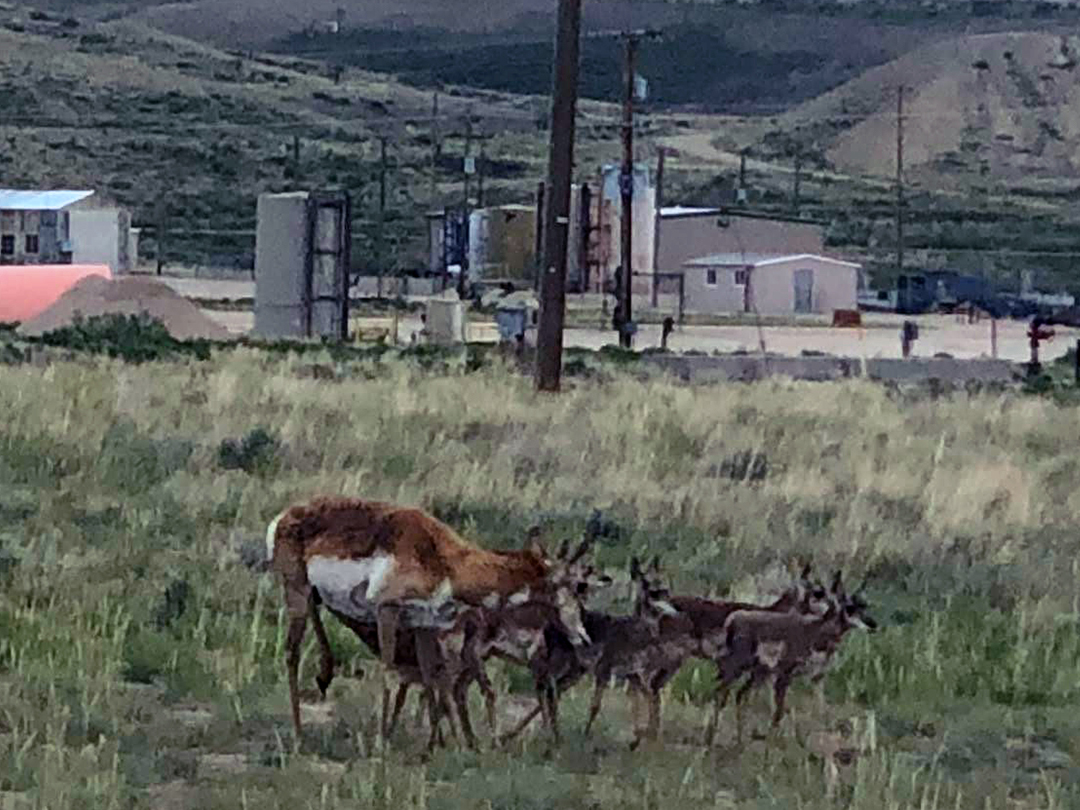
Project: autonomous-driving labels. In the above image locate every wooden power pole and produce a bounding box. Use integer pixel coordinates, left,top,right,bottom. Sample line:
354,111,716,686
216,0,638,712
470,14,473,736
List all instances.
534,0,582,393
377,135,387,298
618,33,638,348
896,84,905,276
458,108,473,299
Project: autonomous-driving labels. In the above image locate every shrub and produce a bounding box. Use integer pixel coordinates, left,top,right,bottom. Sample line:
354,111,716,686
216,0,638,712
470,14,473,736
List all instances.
217,427,282,475
36,312,211,363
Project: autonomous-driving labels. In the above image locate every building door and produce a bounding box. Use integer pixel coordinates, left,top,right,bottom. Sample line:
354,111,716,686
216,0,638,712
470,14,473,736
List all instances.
793,268,814,313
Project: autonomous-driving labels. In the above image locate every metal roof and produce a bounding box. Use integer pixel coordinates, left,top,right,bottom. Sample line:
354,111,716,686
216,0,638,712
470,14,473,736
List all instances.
683,252,786,267
683,252,862,269
0,189,95,211
660,206,723,218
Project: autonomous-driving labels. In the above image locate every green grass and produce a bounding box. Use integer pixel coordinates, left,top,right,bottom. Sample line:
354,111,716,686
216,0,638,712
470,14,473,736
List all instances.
3,345,1080,807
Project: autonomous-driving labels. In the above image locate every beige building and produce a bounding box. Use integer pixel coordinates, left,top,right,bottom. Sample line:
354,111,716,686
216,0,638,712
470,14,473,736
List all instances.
657,207,826,276
0,189,136,273
682,253,860,316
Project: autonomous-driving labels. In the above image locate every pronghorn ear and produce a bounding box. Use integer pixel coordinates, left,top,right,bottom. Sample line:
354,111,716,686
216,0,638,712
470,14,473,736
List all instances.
801,562,813,581
527,535,547,558
831,570,844,594
629,556,642,579
650,555,661,575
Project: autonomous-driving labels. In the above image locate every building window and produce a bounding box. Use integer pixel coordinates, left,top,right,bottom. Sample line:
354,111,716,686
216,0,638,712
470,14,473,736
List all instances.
706,269,717,285
25,234,39,254
0,211,14,233
0,235,13,255
734,269,749,285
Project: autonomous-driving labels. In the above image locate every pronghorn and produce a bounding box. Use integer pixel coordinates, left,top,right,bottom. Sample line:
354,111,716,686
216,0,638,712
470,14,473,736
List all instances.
654,562,833,745
711,570,878,746
266,496,595,746
498,556,695,749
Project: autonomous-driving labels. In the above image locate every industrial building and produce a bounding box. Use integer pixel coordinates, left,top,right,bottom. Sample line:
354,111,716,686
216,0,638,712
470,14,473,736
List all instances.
681,253,860,316
0,189,137,273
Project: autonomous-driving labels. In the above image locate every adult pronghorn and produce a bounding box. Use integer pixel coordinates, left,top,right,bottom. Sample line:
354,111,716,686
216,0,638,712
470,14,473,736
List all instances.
266,495,595,744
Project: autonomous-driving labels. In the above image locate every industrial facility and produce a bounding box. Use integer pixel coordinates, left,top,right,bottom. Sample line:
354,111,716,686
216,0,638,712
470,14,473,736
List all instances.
0,189,138,274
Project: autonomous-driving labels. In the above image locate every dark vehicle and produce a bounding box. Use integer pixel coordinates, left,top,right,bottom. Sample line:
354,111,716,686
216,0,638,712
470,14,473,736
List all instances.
896,271,998,315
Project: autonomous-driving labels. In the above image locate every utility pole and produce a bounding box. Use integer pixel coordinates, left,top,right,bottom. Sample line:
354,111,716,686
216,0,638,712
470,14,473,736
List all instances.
156,202,167,276
792,149,801,215
618,33,638,349
651,146,665,308
458,107,474,299
896,84,905,277
377,135,387,299
534,0,582,393
430,92,440,209
477,134,485,208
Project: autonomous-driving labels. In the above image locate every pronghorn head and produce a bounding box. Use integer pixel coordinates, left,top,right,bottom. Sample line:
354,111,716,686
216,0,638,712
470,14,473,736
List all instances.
523,528,612,647
629,555,680,623
796,562,832,617
828,570,878,632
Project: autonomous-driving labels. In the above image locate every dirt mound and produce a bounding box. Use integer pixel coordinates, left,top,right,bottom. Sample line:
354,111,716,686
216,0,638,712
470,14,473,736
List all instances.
16,275,234,341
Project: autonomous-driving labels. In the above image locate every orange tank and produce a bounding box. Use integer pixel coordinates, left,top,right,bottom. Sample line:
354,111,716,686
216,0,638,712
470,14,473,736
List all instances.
0,264,113,323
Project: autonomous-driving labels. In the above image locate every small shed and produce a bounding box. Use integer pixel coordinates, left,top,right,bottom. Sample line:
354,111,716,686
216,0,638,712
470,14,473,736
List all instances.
680,253,860,316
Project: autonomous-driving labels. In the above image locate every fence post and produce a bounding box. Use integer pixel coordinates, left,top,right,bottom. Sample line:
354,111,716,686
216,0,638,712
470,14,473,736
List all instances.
1075,338,1079,386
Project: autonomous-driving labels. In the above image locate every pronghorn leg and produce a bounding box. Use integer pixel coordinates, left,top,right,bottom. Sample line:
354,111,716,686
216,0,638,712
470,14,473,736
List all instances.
583,676,609,738
770,672,793,734
547,681,563,745
477,667,498,740
733,671,764,748
307,596,335,700
414,628,451,752
704,679,732,747
384,681,411,738
499,703,543,744
452,674,479,751
627,688,644,750
284,583,310,743
647,688,662,743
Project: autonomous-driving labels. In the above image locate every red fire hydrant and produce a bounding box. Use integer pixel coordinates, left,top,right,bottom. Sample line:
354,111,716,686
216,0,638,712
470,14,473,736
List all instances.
1028,317,1055,374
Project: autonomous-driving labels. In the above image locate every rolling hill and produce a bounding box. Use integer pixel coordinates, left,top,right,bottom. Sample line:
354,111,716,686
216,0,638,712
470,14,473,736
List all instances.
777,31,1080,193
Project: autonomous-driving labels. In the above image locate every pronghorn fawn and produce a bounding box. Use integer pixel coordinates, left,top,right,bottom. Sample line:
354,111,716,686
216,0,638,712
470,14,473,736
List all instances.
660,562,833,746
499,555,696,750
711,570,878,747
266,496,594,749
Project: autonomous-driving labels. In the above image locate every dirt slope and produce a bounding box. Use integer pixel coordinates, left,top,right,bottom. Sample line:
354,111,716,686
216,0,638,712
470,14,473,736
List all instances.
781,32,1080,189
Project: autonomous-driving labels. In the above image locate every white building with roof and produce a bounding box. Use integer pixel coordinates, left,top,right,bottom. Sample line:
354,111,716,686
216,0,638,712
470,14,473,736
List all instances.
0,189,136,273
681,252,861,316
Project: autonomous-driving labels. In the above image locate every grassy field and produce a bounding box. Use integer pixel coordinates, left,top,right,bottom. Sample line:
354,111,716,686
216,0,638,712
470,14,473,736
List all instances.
4,342,1080,808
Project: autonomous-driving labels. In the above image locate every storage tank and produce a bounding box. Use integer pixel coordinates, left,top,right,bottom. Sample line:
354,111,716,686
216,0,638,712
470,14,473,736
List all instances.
0,264,112,323
598,163,656,293
467,204,537,284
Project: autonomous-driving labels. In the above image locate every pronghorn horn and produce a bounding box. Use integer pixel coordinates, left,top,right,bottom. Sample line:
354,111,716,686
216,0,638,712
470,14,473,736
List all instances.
650,555,661,575
800,561,813,581
555,537,571,561
567,537,592,566
629,556,641,579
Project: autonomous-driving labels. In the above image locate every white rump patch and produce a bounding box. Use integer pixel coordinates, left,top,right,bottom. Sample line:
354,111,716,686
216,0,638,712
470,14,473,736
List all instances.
482,592,501,610
507,587,531,606
757,641,787,670
265,511,285,564
307,554,398,620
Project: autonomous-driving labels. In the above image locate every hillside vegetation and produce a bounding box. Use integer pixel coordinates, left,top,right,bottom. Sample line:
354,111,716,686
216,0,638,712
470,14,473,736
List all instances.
3,346,1080,807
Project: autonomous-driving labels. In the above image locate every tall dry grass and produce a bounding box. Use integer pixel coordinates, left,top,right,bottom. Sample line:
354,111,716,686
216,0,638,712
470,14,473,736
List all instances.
2,350,1080,808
